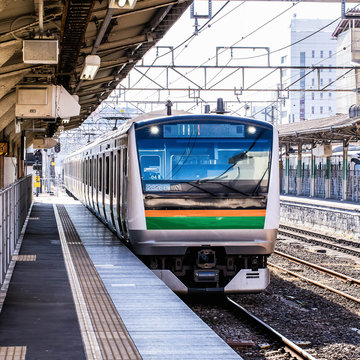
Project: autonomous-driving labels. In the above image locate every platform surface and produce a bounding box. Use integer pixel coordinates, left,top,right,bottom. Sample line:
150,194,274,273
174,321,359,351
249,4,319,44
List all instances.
281,195,360,211
0,194,242,360
0,202,86,360
64,200,241,360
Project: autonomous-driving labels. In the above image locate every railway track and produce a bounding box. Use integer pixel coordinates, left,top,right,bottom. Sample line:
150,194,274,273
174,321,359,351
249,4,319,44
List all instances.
269,250,360,304
278,224,360,257
226,297,317,360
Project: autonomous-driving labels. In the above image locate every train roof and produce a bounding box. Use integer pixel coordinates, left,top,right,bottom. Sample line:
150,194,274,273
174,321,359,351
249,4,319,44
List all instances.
65,111,274,158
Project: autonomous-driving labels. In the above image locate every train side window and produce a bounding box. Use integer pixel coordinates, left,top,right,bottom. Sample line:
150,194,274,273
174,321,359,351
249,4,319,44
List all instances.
99,157,102,192
105,156,110,195
85,159,88,185
90,159,92,186
113,153,117,197
123,148,128,177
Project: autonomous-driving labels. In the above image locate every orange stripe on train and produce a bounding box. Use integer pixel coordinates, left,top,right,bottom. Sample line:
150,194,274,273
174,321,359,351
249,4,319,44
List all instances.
145,209,266,217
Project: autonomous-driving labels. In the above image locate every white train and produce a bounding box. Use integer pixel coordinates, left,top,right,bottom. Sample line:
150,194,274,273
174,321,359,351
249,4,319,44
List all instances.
64,111,279,294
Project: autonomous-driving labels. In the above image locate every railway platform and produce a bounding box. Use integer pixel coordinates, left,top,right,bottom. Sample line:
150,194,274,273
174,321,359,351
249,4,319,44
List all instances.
0,194,241,360
280,195,360,241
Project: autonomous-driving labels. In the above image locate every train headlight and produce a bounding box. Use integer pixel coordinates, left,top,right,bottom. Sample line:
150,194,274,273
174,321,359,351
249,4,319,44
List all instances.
150,126,159,135
248,126,256,134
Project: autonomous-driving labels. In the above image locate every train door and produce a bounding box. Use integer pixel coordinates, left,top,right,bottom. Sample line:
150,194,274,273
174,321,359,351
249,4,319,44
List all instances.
82,158,86,202
109,151,116,231
89,157,94,209
113,150,122,237
86,158,90,206
95,155,101,216
98,154,104,220
120,147,129,239
104,152,113,227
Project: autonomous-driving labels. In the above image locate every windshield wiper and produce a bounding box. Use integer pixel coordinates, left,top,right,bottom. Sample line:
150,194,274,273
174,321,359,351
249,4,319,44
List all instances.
197,180,251,197
184,181,218,197
251,167,269,196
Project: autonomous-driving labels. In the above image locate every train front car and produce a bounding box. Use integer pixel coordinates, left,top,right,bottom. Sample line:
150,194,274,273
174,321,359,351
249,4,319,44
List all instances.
128,114,279,294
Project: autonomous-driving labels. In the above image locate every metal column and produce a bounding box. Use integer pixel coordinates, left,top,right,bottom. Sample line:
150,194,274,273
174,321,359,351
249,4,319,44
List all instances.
310,143,316,197
284,144,290,195
342,140,349,201
325,156,331,198
296,143,302,196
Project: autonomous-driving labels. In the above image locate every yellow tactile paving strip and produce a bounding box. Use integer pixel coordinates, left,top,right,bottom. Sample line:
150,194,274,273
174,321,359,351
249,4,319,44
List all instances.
11,255,36,262
56,205,142,360
0,346,26,360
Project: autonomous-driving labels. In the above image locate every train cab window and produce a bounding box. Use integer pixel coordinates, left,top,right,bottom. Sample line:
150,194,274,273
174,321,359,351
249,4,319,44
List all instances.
105,156,110,195
140,155,161,180
99,157,102,192
135,120,273,195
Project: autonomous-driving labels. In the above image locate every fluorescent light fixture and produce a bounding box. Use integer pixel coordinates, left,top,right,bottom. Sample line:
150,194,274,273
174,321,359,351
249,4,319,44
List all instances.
109,0,137,9
80,55,101,80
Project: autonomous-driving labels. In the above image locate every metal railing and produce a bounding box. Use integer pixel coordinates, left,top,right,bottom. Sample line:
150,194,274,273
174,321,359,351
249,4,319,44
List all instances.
0,175,32,285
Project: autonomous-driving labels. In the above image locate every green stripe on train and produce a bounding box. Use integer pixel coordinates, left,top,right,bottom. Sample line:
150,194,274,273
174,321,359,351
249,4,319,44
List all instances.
146,216,265,230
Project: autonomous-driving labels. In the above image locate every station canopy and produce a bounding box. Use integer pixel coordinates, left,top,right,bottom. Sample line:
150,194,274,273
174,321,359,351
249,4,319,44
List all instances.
0,0,192,145
277,114,360,146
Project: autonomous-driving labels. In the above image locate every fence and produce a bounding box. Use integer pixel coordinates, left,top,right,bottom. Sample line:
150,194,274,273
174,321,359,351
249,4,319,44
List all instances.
280,168,360,202
0,175,32,285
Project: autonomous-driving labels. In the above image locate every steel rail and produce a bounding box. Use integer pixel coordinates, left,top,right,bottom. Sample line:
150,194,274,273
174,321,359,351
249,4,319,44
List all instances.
268,263,360,304
278,228,360,257
273,250,360,286
226,297,317,360
279,224,360,247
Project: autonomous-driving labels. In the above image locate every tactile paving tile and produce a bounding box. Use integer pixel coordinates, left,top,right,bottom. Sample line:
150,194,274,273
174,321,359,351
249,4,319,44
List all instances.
0,346,26,360
56,205,141,360
11,255,36,262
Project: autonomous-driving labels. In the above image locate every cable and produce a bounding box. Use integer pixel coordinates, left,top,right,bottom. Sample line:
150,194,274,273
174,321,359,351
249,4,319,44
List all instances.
125,1,234,101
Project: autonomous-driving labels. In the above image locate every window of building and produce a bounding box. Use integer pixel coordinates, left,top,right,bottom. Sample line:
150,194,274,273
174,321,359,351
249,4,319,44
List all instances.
311,92,315,100
320,50,324,58
311,106,315,114
320,78,324,86
329,50,332,58
282,69,287,77
329,64,332,72
328,78,332,83
320,65,324,73
329,92,332,98
329,106,332,112
320,92,323,99
312,50,315,58
312,78,315,86
281,55,287,64
320,106,323,114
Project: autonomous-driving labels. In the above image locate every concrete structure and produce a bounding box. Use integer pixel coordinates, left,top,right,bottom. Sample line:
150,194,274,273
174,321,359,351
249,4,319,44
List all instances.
332,13,360,114
280,17,337,124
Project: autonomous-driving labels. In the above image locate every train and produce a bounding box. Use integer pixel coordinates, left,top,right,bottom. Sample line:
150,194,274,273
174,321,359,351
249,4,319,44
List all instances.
63,109,279,294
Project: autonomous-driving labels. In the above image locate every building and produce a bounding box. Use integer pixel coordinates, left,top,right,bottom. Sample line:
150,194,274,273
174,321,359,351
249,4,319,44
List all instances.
332,12,360,114
280,16,337,124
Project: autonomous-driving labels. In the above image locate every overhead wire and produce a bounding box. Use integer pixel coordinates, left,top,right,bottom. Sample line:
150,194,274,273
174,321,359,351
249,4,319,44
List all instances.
124,1,234,102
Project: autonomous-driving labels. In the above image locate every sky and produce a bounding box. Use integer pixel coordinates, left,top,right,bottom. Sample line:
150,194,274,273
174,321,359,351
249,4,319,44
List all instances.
117,1,344,115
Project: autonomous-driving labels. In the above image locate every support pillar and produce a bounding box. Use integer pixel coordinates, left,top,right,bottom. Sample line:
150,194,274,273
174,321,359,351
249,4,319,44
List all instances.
325,156,331,199
296,143,302,196
342,140,349,201
310,143,316,197
284,144,290,195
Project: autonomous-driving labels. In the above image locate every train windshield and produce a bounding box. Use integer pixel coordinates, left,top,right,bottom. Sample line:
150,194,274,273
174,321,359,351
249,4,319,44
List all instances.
135,119,273,196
